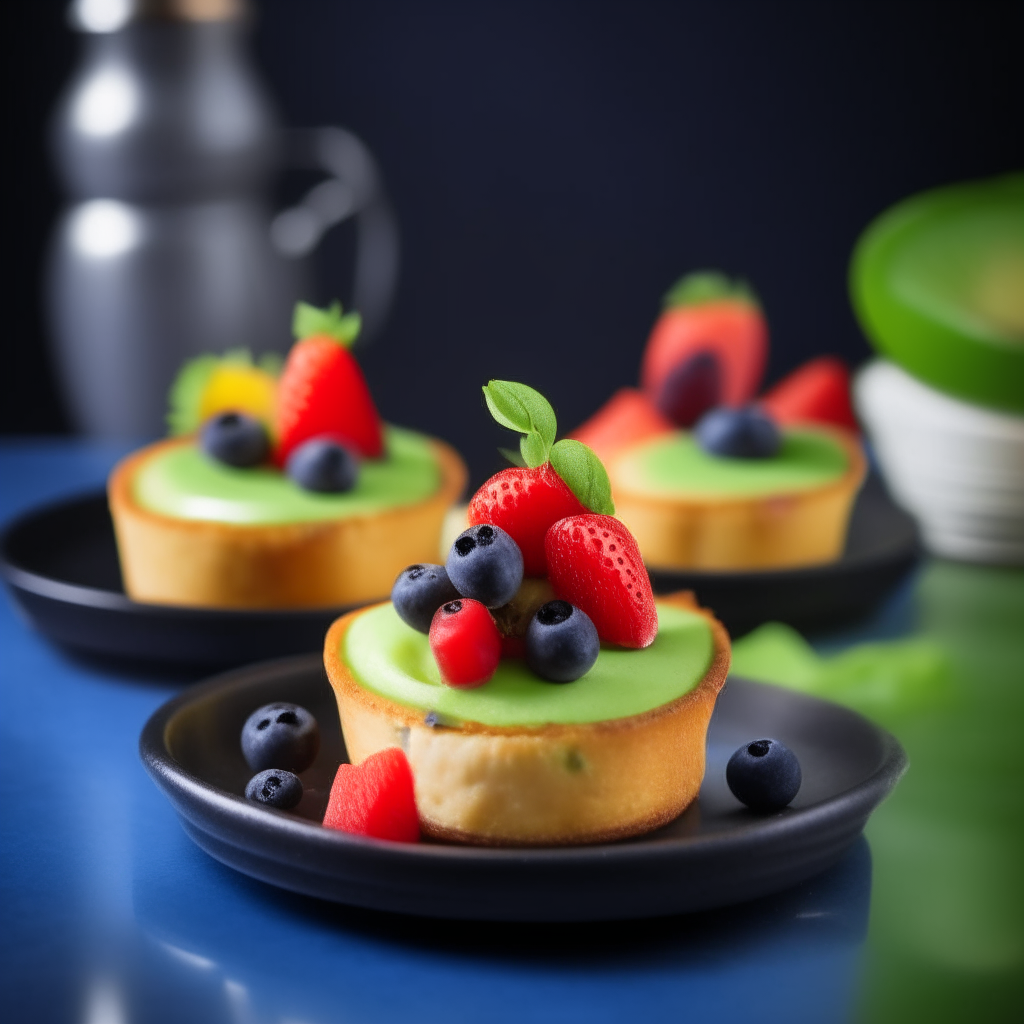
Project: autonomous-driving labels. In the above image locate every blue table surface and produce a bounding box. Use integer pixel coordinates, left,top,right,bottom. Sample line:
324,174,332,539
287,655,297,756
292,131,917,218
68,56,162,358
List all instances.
2,440,1021,1024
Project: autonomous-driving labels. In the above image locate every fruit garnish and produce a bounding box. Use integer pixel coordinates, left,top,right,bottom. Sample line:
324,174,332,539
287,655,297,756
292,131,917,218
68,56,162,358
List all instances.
544,513,658,649
286,437,359,493
569,388,673,467
641,271,768,412
656,351,722,427
469,381,613,575
245,769,303,810
167,349,280,436
759,356,859,431
726,738,802,812
274,300,384,465
392,563,461,634
446,524,524,609
525,600,600,683
490,577,556,639
429,598,502,688
241,703,320,774
322,747,420,842
695,405,781,459
200,411,270,468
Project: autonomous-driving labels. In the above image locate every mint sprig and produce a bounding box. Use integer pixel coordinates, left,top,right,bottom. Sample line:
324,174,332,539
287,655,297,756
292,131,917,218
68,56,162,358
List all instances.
481,380,615,514
482,380,557,468
292,300,362,346
549,439,615,515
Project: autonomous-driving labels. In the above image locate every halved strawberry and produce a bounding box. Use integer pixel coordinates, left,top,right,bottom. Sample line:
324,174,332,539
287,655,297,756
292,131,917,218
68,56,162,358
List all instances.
569,388,673,466
468,463,587,577
274,301,383,466
760,357,859,431
322,747,419,842
544,514,658,649
641,271,767,411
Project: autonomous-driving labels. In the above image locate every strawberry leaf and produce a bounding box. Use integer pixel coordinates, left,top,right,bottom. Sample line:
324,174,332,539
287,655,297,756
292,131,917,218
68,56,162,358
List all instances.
482,381,557,467
167,354,220,435
549,439,615,515
663,271,760,311
292,300,362,346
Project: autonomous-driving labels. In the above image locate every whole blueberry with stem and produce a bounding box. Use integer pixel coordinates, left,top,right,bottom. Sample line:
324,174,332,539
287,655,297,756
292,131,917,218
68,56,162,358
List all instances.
525,600,600,683
392,563,461,633
726,738,801,811
201,411,270,468
446,524,524,608
241,702,320,774
286,437,359,492
696,405,781,459
245,769,303,810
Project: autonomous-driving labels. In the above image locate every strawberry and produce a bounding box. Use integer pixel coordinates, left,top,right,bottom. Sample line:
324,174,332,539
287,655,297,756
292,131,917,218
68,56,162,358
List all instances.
322,747,419,842
760,357,859,431
468,464,587,577
569,388,673,466
544,514,657,649
641,271,768,411
274,301,383,466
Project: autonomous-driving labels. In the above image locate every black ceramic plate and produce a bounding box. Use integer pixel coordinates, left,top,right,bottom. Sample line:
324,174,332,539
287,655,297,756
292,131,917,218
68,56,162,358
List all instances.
140,656,906,922
649,472,921,636
0,492,362,669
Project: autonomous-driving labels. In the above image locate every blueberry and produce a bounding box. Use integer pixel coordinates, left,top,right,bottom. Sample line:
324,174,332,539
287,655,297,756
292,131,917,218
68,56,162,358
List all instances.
200,411,269,468
392,563,461,633
695,405,781,459
245,769,303,810
286,437,359,493
656,351,722,427
241,702,320,773
526,600,600,683
446,524,524,608
726,738,802,811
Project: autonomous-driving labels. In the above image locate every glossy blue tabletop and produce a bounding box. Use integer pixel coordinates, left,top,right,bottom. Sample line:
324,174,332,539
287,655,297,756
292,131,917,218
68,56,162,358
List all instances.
2,440,1021,1024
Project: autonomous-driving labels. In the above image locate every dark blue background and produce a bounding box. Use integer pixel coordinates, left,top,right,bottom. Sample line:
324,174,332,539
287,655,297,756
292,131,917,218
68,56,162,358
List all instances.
6,1,1023,485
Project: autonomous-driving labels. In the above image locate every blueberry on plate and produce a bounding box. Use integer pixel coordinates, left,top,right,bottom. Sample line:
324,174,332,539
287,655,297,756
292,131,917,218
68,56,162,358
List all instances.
695,405,781,459
726,738,802,811
446,524,524,608
245,769,303,810
241,702,320,773
200,411,270,468
526,600,600,683
656,351,722,427
286,437,359,493
392,563,461,633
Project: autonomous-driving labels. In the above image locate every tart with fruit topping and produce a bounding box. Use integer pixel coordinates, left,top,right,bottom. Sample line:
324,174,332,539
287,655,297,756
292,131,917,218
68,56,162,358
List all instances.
322,382,730,846
572,272,866,570
109,302,466,608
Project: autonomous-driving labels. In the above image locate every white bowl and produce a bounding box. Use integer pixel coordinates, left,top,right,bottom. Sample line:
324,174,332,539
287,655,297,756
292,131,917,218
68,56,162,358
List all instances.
856,360,1024,564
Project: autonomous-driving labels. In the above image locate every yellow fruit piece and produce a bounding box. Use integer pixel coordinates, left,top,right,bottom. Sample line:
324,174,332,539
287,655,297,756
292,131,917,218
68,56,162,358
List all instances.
198,365,278,432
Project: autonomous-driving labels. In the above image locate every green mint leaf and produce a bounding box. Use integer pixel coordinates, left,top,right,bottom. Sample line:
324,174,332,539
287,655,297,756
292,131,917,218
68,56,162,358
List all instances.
292,300,362,346
498,446,527,468
549,439,615,515
166,354,220,435
520,431,550,469
662,271,760,311
482,381,557,463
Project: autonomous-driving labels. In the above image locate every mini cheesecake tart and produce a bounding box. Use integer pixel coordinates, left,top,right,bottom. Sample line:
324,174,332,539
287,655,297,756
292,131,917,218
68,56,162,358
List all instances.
324,592,730,846
608,425,866,571
109,428,467,608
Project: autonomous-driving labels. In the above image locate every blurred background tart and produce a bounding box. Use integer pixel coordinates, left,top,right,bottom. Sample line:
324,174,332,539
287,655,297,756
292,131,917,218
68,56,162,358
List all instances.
109,302,467,608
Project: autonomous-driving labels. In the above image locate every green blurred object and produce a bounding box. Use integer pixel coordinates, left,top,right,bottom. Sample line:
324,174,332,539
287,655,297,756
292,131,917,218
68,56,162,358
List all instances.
731,561,1024,1022
850,174,1024,413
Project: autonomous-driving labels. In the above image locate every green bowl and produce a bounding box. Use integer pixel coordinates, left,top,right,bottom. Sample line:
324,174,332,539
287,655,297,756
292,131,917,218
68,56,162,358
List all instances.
850,173,1024,413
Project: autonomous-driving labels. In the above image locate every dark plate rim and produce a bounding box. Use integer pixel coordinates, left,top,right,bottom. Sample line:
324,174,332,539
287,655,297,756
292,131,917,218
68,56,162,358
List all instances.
139,654,908,867
3,488,920,614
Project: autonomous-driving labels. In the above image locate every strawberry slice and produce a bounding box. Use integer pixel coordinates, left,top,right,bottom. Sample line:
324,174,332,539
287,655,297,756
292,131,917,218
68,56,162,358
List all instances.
569,388,674,466
760,357,859,431
322,747,419,842
468,463,587,577
274,301,383,466
545,514,658,648
642,271,767,410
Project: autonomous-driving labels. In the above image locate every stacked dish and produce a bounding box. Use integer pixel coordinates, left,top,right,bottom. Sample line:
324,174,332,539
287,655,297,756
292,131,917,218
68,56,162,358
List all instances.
855,360,1024,564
